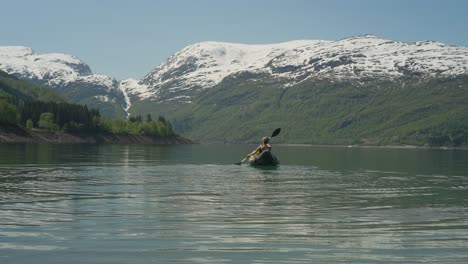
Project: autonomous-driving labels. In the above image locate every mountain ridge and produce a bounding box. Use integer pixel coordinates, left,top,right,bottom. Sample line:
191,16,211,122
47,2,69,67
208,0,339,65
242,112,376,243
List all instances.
126,35,468,106
2,36,468,105
166,74,468,146
1,35,468,126
0,46,127,118
1,35,468,146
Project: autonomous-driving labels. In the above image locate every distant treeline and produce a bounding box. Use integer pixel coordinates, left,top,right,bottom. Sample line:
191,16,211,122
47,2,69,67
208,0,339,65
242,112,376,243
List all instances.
0,70,175,137
165,75,468,147
0,98,175,137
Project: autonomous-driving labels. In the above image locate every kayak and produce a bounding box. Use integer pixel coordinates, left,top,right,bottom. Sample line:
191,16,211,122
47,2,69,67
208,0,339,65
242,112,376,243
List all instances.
248,150,279,166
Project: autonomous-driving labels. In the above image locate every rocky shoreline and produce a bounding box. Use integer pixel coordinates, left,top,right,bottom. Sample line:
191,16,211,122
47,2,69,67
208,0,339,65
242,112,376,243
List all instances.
0,126,192,144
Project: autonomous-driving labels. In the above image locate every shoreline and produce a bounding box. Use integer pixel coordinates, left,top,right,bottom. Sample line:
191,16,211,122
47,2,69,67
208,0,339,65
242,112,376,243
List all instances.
2,129,465,149
195,140,468,150
0,126,192,144
275,143,468,150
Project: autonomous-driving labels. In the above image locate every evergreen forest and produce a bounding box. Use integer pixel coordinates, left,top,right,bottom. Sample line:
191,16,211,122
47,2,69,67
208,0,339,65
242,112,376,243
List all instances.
0,70,175,137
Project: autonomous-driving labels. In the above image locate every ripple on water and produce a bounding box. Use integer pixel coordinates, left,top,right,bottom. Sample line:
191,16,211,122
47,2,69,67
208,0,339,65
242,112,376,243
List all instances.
1,147,468,263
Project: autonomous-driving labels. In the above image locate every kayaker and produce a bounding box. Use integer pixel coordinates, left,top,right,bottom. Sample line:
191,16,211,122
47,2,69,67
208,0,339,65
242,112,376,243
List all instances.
235,128,280,165
248,136,272,157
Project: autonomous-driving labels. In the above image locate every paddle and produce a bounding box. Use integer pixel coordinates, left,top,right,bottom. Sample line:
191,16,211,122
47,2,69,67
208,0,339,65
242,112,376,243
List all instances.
235,128,281,165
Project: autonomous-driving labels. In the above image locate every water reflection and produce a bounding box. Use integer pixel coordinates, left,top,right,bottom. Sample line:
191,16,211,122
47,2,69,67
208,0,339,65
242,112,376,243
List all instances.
0,144,467,263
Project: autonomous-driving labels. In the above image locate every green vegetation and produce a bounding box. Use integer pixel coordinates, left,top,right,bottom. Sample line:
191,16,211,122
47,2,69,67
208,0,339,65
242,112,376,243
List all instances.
162,73,468,147
26,119,33,129
100,115,174,137
426,116,468,147
4,67,467,147
5,69,127,119
0,72,66,103
0,70,175,138
59,81,127,118
38,112,59,131
18,100,101,132
0,99,17,125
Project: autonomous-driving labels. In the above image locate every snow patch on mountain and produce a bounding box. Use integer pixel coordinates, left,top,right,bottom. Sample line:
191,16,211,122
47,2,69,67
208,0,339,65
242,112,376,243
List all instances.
78,74,116,88
118,79,149,113
138,35,468,102
0,46,121,93
2,36,468,112
0,46,129,117
94,95,111,103
0,46,92,85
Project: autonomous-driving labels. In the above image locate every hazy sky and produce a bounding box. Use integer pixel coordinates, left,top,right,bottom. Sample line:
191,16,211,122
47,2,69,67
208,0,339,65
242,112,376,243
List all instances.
2,0,467,80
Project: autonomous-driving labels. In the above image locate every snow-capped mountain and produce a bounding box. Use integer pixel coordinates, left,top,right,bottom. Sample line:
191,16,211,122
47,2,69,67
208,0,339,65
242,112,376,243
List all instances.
1,46,103,86
2,35,468,118
0,46,127,118
127,35,468,104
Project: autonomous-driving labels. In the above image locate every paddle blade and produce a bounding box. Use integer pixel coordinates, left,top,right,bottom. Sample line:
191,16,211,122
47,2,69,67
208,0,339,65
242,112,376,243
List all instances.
235,157,248,165
271,128,281,138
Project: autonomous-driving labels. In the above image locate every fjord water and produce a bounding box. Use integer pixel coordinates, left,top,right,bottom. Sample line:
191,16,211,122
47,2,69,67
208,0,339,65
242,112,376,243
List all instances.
1,144,467,263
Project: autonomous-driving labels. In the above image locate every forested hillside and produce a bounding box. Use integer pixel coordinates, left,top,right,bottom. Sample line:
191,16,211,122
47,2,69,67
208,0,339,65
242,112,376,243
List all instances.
168,74,468,147
0,70,176,138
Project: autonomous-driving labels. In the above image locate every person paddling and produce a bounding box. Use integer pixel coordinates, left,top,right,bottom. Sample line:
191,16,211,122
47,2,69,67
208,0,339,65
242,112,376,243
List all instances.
247,136,272,158
235,128,280,165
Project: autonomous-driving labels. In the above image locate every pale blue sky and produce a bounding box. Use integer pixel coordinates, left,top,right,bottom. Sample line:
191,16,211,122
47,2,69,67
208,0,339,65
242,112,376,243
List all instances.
2,0,467,80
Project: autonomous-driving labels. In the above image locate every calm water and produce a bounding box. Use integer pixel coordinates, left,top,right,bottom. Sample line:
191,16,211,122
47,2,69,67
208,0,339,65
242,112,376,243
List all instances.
1,144,467,263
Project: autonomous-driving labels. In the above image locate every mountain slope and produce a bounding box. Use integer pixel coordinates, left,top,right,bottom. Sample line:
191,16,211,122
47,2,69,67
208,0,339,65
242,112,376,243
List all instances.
168,73,468,146
119,35,468,146
2,36,468,146
0,69,103,135
0,46,127,118
0,70,66,103
126,35,468,107
0,70,185,145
